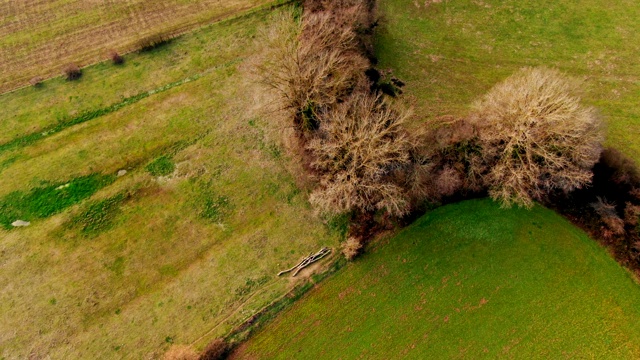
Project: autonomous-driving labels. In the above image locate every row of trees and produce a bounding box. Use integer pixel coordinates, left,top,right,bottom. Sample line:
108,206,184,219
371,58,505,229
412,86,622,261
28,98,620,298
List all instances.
261,2,607,259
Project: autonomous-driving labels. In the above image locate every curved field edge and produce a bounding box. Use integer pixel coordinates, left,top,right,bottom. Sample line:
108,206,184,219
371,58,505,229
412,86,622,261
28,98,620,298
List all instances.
233,199,640,359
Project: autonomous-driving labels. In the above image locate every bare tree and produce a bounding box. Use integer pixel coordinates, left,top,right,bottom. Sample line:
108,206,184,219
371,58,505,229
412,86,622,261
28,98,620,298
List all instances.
469,67,604,208
258,7,369,133
307,93,414,216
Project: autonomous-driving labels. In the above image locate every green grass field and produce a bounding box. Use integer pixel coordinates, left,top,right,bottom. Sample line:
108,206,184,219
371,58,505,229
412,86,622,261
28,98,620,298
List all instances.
234,199,640,359
375,0,640,161
0,6,343,359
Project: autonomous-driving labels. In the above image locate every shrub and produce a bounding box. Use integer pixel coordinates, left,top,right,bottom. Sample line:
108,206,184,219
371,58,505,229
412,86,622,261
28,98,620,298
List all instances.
109,50,124,65
469,67,604,208
341,236,363,260
307,93,413,216
137,33,171,52
29,76,43,87
163,345,198,360
63,63,82,80
199,338,228,360
598,148,640,187
407,117,483,204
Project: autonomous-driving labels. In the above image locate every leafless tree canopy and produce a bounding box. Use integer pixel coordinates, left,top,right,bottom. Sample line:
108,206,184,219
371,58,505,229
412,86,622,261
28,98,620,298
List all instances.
469,67,604,208
258,7,369,132
307,93,414,216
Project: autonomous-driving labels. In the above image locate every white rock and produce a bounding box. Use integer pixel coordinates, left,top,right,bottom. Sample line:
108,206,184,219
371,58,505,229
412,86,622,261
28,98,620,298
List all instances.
117,169,127,177
11,220,30,227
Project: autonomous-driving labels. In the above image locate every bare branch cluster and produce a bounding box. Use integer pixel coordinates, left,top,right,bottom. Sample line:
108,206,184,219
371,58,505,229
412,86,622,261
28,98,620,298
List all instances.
468,67,604,207
308,93,414,216
258,6,369,132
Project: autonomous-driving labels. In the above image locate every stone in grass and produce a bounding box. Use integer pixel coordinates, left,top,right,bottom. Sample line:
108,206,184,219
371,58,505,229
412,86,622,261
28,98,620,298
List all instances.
117,169,127,177
12,220,30,227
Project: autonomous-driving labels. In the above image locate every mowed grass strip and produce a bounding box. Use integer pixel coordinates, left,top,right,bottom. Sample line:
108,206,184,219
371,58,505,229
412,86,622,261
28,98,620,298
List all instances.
234,199,640,359
0,0,277,93
0,7,341,359
375,0,640,161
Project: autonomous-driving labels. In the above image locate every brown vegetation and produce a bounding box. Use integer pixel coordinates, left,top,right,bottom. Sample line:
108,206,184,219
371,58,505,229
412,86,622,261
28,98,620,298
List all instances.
547,148,640,274
308,93,414,216
63,63,82,81
341,236,364,260
259,6,369,133
199,338,228,360
137,33,172,52
163,345,199,360
29,76,43,87
109,50,124,65
260,0,421,222
468,67,604,208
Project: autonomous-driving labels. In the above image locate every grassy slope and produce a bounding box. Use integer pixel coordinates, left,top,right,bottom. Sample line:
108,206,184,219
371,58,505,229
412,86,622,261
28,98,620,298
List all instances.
375,0,640,161
235,199,640,359
0,0,276,93
0,7,341,359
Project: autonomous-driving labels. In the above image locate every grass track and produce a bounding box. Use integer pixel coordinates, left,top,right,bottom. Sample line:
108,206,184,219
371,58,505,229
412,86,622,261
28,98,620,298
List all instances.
234,199,640,359
375,0,640,161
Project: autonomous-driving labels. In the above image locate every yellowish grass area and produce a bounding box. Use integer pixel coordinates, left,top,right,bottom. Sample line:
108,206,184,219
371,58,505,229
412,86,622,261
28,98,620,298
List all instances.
0,0,275,93
0,8,340,359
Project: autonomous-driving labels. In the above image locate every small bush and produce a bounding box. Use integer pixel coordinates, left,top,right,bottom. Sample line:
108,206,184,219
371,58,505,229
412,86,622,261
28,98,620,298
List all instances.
469,67,604,208
137,33,172,52
29,76,44,87
199,338,228,360
342,236,363,260
109,50,124,65
163,345,198,360
63,63,82,80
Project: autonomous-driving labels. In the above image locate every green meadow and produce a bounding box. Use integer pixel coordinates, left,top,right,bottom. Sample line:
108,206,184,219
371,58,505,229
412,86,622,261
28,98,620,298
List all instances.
235,199,640,359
